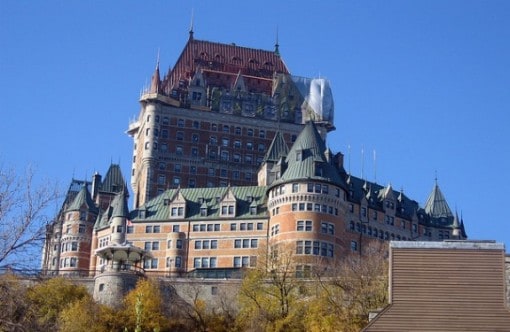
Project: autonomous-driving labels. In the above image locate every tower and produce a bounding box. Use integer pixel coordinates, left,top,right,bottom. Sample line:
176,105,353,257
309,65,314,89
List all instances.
127,32,335,208
93,189,150,307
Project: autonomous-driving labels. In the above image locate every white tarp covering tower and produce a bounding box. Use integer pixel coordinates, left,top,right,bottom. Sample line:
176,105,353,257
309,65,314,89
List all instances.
291,76,334,127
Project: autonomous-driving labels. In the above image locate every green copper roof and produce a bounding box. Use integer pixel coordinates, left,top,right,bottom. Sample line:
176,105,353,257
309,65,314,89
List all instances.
66,184,98,213
100,164,125,193
424,182,453,219
131,185,267,221
111,190,129,218
274,121,344,187
263,131,289,163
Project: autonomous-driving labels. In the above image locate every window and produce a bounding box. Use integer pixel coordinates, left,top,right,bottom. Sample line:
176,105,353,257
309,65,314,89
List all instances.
271,224,279,236
230,223,237,231
297,220,312,231
247,128,253,136
259,130,265,138
175,256,182,268
292,183,299,193
351,241,358,251
177,119,184,127
234,140,241,148
153,225,160,233
176,239,183,249
152,242,159,250
173,225,180,232
78,224,86,233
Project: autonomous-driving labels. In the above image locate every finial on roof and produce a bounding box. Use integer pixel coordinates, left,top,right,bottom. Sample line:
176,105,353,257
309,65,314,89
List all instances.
189,8,194,40
274,25,280,56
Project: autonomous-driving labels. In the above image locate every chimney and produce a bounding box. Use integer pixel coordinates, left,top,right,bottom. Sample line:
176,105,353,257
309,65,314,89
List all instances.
91,172,102,200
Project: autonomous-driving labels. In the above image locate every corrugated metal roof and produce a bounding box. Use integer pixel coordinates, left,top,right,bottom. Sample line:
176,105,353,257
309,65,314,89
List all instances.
363,242,510,331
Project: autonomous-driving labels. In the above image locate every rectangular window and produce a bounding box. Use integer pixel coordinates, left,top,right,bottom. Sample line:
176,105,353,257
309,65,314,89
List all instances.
176,239,183,249
195,240,202,249
173,225,180,232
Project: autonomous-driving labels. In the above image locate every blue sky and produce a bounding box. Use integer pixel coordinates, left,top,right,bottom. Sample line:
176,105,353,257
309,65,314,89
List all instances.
1,1,509,250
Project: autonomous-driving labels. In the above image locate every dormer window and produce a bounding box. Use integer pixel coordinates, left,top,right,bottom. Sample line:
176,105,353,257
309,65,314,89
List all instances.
221,205,235,216
296,150,302,161
315,165,323,177
171,207,184,217
250,205,257,215
200,206,207,217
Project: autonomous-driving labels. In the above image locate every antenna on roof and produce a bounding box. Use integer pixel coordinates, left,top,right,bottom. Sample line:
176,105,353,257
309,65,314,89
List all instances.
361,145,365,180
373,149,377,183
347,144,351,175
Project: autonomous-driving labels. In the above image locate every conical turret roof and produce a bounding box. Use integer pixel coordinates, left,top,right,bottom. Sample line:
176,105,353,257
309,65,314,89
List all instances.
424,181,453,219
66,183,98,213
111,189,129,218
263,131,289,163
101,164,125,194
274,121,344,187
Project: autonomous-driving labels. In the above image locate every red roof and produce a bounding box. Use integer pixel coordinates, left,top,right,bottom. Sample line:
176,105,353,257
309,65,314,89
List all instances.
161,36,289,95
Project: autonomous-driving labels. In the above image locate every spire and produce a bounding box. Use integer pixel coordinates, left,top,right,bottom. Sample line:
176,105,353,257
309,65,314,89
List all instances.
111,188,129,219
274,26,280,56
189,8,194,40
424,180,453,219
149,53,161,94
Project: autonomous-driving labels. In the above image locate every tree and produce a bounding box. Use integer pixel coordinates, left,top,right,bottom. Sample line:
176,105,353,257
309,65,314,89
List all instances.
0,273,39,331
175,280,237,332
27,277,91,330
304,242,389,332
236,242,307,332
58,296,105,332
122,278,171,332
0,163,59,269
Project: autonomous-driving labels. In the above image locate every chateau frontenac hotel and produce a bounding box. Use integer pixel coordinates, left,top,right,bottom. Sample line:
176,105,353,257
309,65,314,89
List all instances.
41,30,467,303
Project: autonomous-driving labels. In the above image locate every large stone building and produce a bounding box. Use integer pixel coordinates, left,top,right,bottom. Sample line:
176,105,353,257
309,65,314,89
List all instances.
127,29,334,208
41,32,469,301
